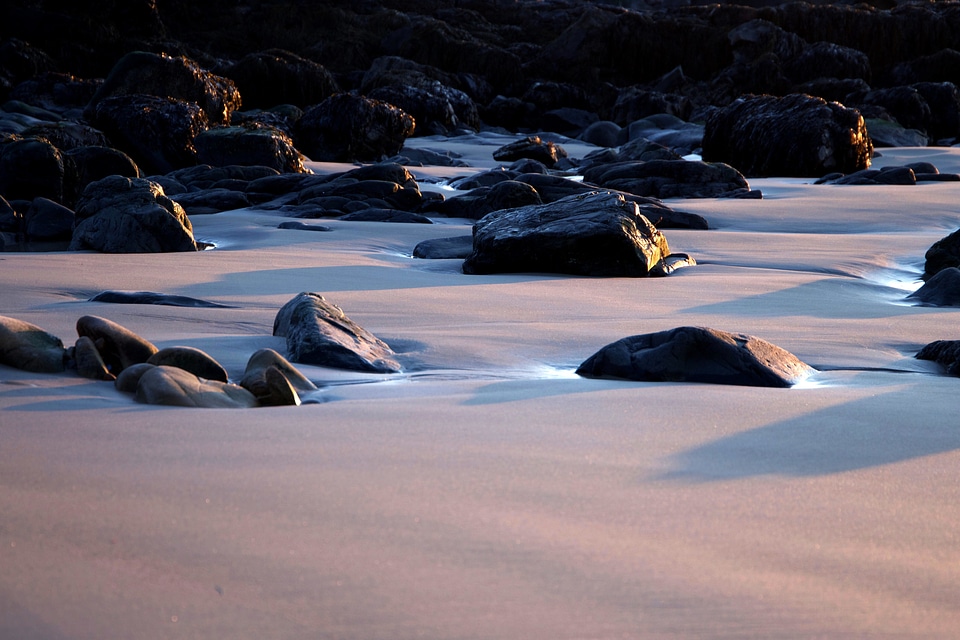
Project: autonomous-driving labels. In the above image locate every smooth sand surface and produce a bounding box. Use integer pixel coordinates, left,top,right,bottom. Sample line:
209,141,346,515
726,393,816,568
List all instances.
2,138,960,638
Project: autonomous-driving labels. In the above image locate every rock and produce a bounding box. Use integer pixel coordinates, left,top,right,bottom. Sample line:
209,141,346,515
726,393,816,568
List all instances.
425,180,542,219
85,51,240,126
220,49,338,109
194,123,308,174
293,93,415,162
64,145,141,206
576,326,814,388
783,41,872,85
0,137,65,203
146,346,228,382
907,267,960,307
72,335,115,381
413,235,474,259
273,292,401,373
387,146,470,168
923,228,960,280
913,81,960,142
70,176,199,253
368,76,479,136
917,340,960,376
0,315,66,373
133,365,258,408
170,188,251,215
277,221,333,232
338,209,432,223
21,120,109,151
462,191,675,277
581,159,751,199
579,120,621,148
88,94,208,175
165,164,280,191
240,348,317,406
612,87,692,126
114,362,155,394
816,166,916,186
89,290,231,308
623,115,705,156
864,117,929,148
8,72,99,116
75,315,158,374
0,195,18,232
24,197,74,241
846,86,932,137
492,136,567,169
701,93,872,178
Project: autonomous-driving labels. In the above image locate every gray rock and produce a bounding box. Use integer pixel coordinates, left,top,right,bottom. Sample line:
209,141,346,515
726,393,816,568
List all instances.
462,191,675,277
134,365,258,408
147,346,229,382
70,176,198,253
0,315,66,373
577,326,814,388
907,267,960,307
273,292,400,373
114,362,156,393
75,315,158,374
702,93,872,178
863,118,929,148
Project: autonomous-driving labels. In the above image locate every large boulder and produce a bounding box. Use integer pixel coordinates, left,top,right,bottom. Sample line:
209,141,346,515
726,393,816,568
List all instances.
293,93,415,162
87,94,208,175
462,191,675,277
576,326,814,388
24,197,74,241
425,180,542,220
0,315,66,373
581,159,752,199
0,137,65,203
84,51,241,125
194,123,308,174
273,292,401,374
70,176,199,253
220,49,338,109
132,364,258,408
701,93,872,178
64,145,140,206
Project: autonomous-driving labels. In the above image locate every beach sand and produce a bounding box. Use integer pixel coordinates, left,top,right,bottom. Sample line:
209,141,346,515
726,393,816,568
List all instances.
2,137,960,638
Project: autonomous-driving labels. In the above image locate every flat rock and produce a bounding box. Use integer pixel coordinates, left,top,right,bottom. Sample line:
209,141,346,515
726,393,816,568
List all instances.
89,290,232,308
0,314,66,373
576,326,814,388
273,292,400,373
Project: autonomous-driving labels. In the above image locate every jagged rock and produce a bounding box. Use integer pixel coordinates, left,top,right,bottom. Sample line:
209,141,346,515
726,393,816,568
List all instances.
576,326,814,388
194,123,308,174
240,348,317,407
0,315,66,373
88,94,208,175
133,364,258,408
84,51,240,126
923,228,960,280
917,339,960,376
75,315,158,374
492,136,567,168
581,159,751,199
702,93,872,178
0,137,65,203
146,346,228,382
220,49,338,109
70,176,198,253
24,197,74,241
293,93,415,162
907,267,960,307
273,292,401,373
462,191,678,277
72,335,115,381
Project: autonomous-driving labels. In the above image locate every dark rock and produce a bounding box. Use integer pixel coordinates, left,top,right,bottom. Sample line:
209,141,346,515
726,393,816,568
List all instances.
492,136,567,168
541,107,599,138
88,94,208,176
293,93,415,162
339,209,432,223
783,41,871,85
912,82,960,142
923,228,960,280
89,290,231,308
85,51,240,126
72,335,115,381
0,194,18,232
240,348,317,406
24,197,74,241
388,146,469,167
797,77,871,106
9,72,99,116
576,326,814,388
462,191,675,277
425,180,542,220
579,120,621,148
166,164,280,191
220,49,339,109
582,159,751,199
114,362,155,394
75,315,158,374
623,115,704,156
277,221,333,232
64,145,140,206
702,93,872,178
907,267,960,307
147,346,229,383
846,86,931,136
194,123,308,174
368,76,479,136
917,340,960,376
864,117,929,148
170,188,251,215
615,138,684,163
413,235,474,259
886,48,960,87
0,137,65,203
816,166,916,186
273,292,401,373
612,87,692,126
448,167,518,191
21,121,109,151
0,314,66,373
70,176,198,253
133,365,258,408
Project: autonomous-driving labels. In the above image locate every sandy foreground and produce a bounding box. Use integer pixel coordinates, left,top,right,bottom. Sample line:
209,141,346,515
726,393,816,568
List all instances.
2,136,960,639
